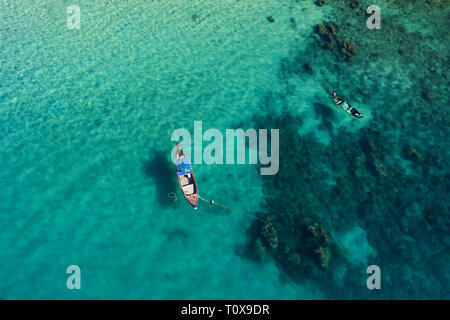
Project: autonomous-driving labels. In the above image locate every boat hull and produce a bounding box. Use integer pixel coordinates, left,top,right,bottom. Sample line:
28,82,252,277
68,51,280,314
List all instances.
177,173,198,209
175,145,199,209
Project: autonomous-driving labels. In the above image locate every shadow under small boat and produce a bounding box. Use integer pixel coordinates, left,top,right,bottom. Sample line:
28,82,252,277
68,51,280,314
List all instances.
143,150,179,208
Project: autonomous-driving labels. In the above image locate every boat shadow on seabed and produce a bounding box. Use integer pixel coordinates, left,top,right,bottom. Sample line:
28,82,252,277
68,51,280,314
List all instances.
143,150,180,208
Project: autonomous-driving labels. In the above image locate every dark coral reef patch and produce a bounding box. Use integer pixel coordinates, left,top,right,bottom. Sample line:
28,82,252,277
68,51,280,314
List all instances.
245,107,448,298
315,22,357,61
240,0,449,299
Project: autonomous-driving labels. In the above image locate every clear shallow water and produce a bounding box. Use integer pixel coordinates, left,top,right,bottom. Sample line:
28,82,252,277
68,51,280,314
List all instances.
1,1,448,299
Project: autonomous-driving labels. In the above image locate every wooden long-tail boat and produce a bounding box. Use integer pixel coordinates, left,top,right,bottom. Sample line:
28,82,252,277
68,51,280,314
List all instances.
332,92,363,118
175,143,198,209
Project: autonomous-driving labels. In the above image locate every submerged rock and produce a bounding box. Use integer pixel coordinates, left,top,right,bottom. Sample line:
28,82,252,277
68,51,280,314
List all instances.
308,223,329,245
315,21,358,61
339,40,357,61
315,246,331,269
261,217,278,249
191,13,200,22
316,0,325,6
422,89,435,101
302,62,314,74
348,0,360,8
290,17,297,29
402,145,423,163
315,22,338,49
316,23,337,38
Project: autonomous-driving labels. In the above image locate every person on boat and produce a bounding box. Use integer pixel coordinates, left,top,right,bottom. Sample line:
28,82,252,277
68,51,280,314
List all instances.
332,92,363,118
176,142,185,159
176,142,192,178
332,92,344,105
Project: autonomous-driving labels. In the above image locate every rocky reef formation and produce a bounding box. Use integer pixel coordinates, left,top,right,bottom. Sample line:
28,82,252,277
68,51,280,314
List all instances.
240,0,449,299
261,217,279,250
244,103,448,297
339,41,357,61
247,212,336,281
245,0,448,294
315,22,357,61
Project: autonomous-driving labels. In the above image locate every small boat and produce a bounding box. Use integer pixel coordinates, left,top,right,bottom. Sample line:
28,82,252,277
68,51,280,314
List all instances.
175,144,198,209
340,101,363,119
332,92,363,118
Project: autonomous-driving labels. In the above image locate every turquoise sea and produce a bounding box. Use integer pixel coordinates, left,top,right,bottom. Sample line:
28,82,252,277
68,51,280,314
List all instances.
1,0,448,299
